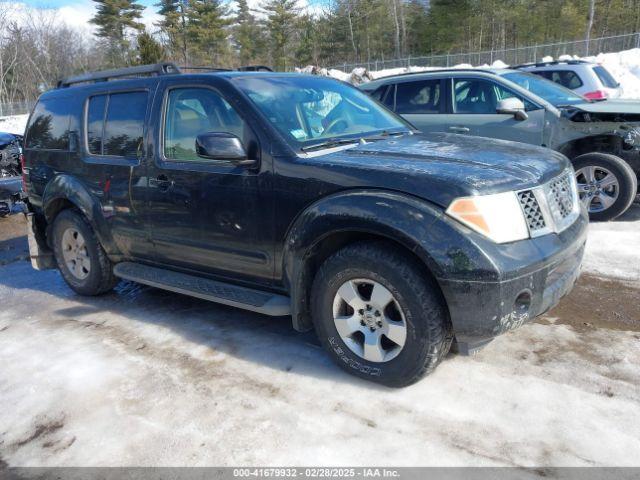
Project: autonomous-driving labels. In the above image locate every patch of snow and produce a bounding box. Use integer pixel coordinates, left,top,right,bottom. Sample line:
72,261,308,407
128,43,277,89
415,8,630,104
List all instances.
582,204,640,282
317,47,640,98
0,114,29,136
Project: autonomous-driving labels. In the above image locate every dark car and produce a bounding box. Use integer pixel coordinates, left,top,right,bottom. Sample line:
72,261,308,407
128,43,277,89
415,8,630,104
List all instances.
0,131,22,177
22,63,587,387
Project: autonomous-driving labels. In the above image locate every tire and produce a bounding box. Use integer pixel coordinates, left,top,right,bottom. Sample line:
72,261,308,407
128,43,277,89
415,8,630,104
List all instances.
311,241,452,388
52,209,118,295
572,153,637,221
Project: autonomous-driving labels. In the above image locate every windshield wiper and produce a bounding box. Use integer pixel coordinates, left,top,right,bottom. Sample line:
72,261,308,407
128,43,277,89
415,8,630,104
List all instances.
360,130,408,142
301,138,362,152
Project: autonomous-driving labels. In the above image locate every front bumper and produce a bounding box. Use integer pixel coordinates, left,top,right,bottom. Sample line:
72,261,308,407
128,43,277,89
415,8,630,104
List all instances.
438,210,588,353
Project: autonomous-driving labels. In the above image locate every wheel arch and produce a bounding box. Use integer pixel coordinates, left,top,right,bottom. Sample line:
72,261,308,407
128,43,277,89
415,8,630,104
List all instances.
282,189,449,332
42,174,117,254
557,134,626,160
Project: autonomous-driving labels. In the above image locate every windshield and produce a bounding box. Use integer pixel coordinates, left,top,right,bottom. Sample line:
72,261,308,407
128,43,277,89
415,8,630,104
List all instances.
232,75,410,150
502,71,587,106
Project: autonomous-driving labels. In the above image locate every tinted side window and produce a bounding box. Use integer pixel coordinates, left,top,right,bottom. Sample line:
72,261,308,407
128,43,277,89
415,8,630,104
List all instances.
164,88,246,162
85,91,147,158
548,71,583,89
369,86,387,102
103,92,147,157
87,95,107,155
395,80,441,114
25,97,72,150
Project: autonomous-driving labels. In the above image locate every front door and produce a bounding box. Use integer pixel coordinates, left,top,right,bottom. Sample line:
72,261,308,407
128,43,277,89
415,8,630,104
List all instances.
145,80,274,285
444,77,545,146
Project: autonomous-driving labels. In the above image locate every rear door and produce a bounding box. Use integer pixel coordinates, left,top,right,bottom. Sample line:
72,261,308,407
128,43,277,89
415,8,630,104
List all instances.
80,87,154,260
445,76,546,146
392,78,447,133
144,77,274,285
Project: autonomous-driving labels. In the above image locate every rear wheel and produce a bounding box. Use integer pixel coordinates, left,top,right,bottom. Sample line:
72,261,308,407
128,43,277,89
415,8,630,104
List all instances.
573,153,637,221
311,241,452,387
52,209,117,295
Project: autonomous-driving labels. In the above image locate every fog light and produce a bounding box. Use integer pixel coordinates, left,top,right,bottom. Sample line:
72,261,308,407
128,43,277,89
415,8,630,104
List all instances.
514,290,532,314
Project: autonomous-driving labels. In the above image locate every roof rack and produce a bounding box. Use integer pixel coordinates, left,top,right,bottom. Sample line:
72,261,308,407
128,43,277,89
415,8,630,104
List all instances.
57,62,181,88
238,65,273,72
177,66,232,73
512,59,592,69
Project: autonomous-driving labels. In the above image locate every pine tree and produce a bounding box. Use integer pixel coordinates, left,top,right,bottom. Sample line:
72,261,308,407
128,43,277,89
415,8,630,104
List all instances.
136,31,166,64
155,0,189,64
187,0,232,66
262,0,301,71
90,0,145,64
233,0,264,65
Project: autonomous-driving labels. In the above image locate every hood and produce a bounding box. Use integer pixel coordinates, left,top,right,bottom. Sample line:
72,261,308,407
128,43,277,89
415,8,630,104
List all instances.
571,99,640,115
313,133,569,208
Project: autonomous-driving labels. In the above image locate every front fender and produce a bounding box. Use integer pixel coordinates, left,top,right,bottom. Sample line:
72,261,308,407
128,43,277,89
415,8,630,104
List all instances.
282,189,499,331
42,174,118,255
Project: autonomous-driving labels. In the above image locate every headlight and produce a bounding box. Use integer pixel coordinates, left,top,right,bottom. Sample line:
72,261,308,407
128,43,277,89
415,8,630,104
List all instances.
446,191,529,244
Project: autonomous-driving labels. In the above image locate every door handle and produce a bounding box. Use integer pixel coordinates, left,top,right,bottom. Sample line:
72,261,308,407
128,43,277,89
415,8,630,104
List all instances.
449,126,470,133
151,174,174,192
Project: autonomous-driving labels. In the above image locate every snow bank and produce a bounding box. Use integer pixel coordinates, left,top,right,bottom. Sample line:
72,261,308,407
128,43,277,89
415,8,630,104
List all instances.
0,114,28,135
303,47,640,98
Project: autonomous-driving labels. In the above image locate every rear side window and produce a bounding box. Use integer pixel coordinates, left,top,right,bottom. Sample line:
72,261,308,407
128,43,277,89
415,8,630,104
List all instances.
593,66,619,88
25,97,72,150
395,80,441,114
540,70,583,89
85,91,147,158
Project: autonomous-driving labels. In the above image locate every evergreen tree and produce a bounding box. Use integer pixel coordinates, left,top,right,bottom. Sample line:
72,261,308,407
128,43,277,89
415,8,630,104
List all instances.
233,0,264,65
262,0,300,70
187,0,232,66
136,31,166,64
155,0,189,64
90,0,145,64
295,14,316,66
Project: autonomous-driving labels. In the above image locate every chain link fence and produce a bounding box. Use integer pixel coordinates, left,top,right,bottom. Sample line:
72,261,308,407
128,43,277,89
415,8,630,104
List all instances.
329,32,640,72
0,101,34,117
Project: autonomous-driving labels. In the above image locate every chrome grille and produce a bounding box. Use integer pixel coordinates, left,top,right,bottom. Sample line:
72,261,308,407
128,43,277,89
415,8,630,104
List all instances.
517,190,546,231
546,173,575,220
518,170,579,238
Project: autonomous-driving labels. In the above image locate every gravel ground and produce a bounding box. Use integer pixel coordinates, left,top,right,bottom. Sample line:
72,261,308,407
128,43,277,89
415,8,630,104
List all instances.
0,206,638,467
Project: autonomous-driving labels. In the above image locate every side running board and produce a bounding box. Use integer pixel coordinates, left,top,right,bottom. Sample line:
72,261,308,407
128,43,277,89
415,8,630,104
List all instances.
114,262,291,316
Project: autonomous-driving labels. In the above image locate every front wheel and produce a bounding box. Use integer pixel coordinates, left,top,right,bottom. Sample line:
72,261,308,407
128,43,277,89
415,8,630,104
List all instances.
573,153,637,221
311,241,452,387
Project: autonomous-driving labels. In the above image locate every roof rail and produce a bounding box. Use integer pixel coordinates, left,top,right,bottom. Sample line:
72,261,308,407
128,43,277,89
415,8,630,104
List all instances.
238,65,273,72
57,62,181,88
177,66,232,73
512,59,592,69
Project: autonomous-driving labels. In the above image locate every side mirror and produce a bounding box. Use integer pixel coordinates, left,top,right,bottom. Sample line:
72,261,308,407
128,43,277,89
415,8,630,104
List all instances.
496,98,528,121
195,132,256,166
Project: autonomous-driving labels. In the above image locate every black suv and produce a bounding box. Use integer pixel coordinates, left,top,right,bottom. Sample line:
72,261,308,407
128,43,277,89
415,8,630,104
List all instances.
22,63,587,386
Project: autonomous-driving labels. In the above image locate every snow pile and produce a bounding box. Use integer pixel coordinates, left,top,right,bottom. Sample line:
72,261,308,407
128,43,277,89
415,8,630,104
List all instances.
304,47,640,98
0,114,28,135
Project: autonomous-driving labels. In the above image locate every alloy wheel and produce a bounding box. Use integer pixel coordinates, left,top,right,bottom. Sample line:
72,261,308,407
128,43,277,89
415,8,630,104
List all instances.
575,166,619,213
61,228,91,280
332,278,407,363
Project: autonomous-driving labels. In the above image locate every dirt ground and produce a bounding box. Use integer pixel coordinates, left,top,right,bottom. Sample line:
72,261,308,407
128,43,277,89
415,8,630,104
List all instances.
0,207,639,467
